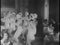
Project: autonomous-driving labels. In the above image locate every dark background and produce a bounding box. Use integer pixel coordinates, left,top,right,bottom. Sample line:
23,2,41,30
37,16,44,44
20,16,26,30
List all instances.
1,0,59,21
1,0,59,37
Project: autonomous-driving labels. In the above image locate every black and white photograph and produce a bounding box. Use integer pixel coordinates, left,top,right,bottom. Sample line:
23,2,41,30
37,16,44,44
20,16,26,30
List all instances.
0,0,59,45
